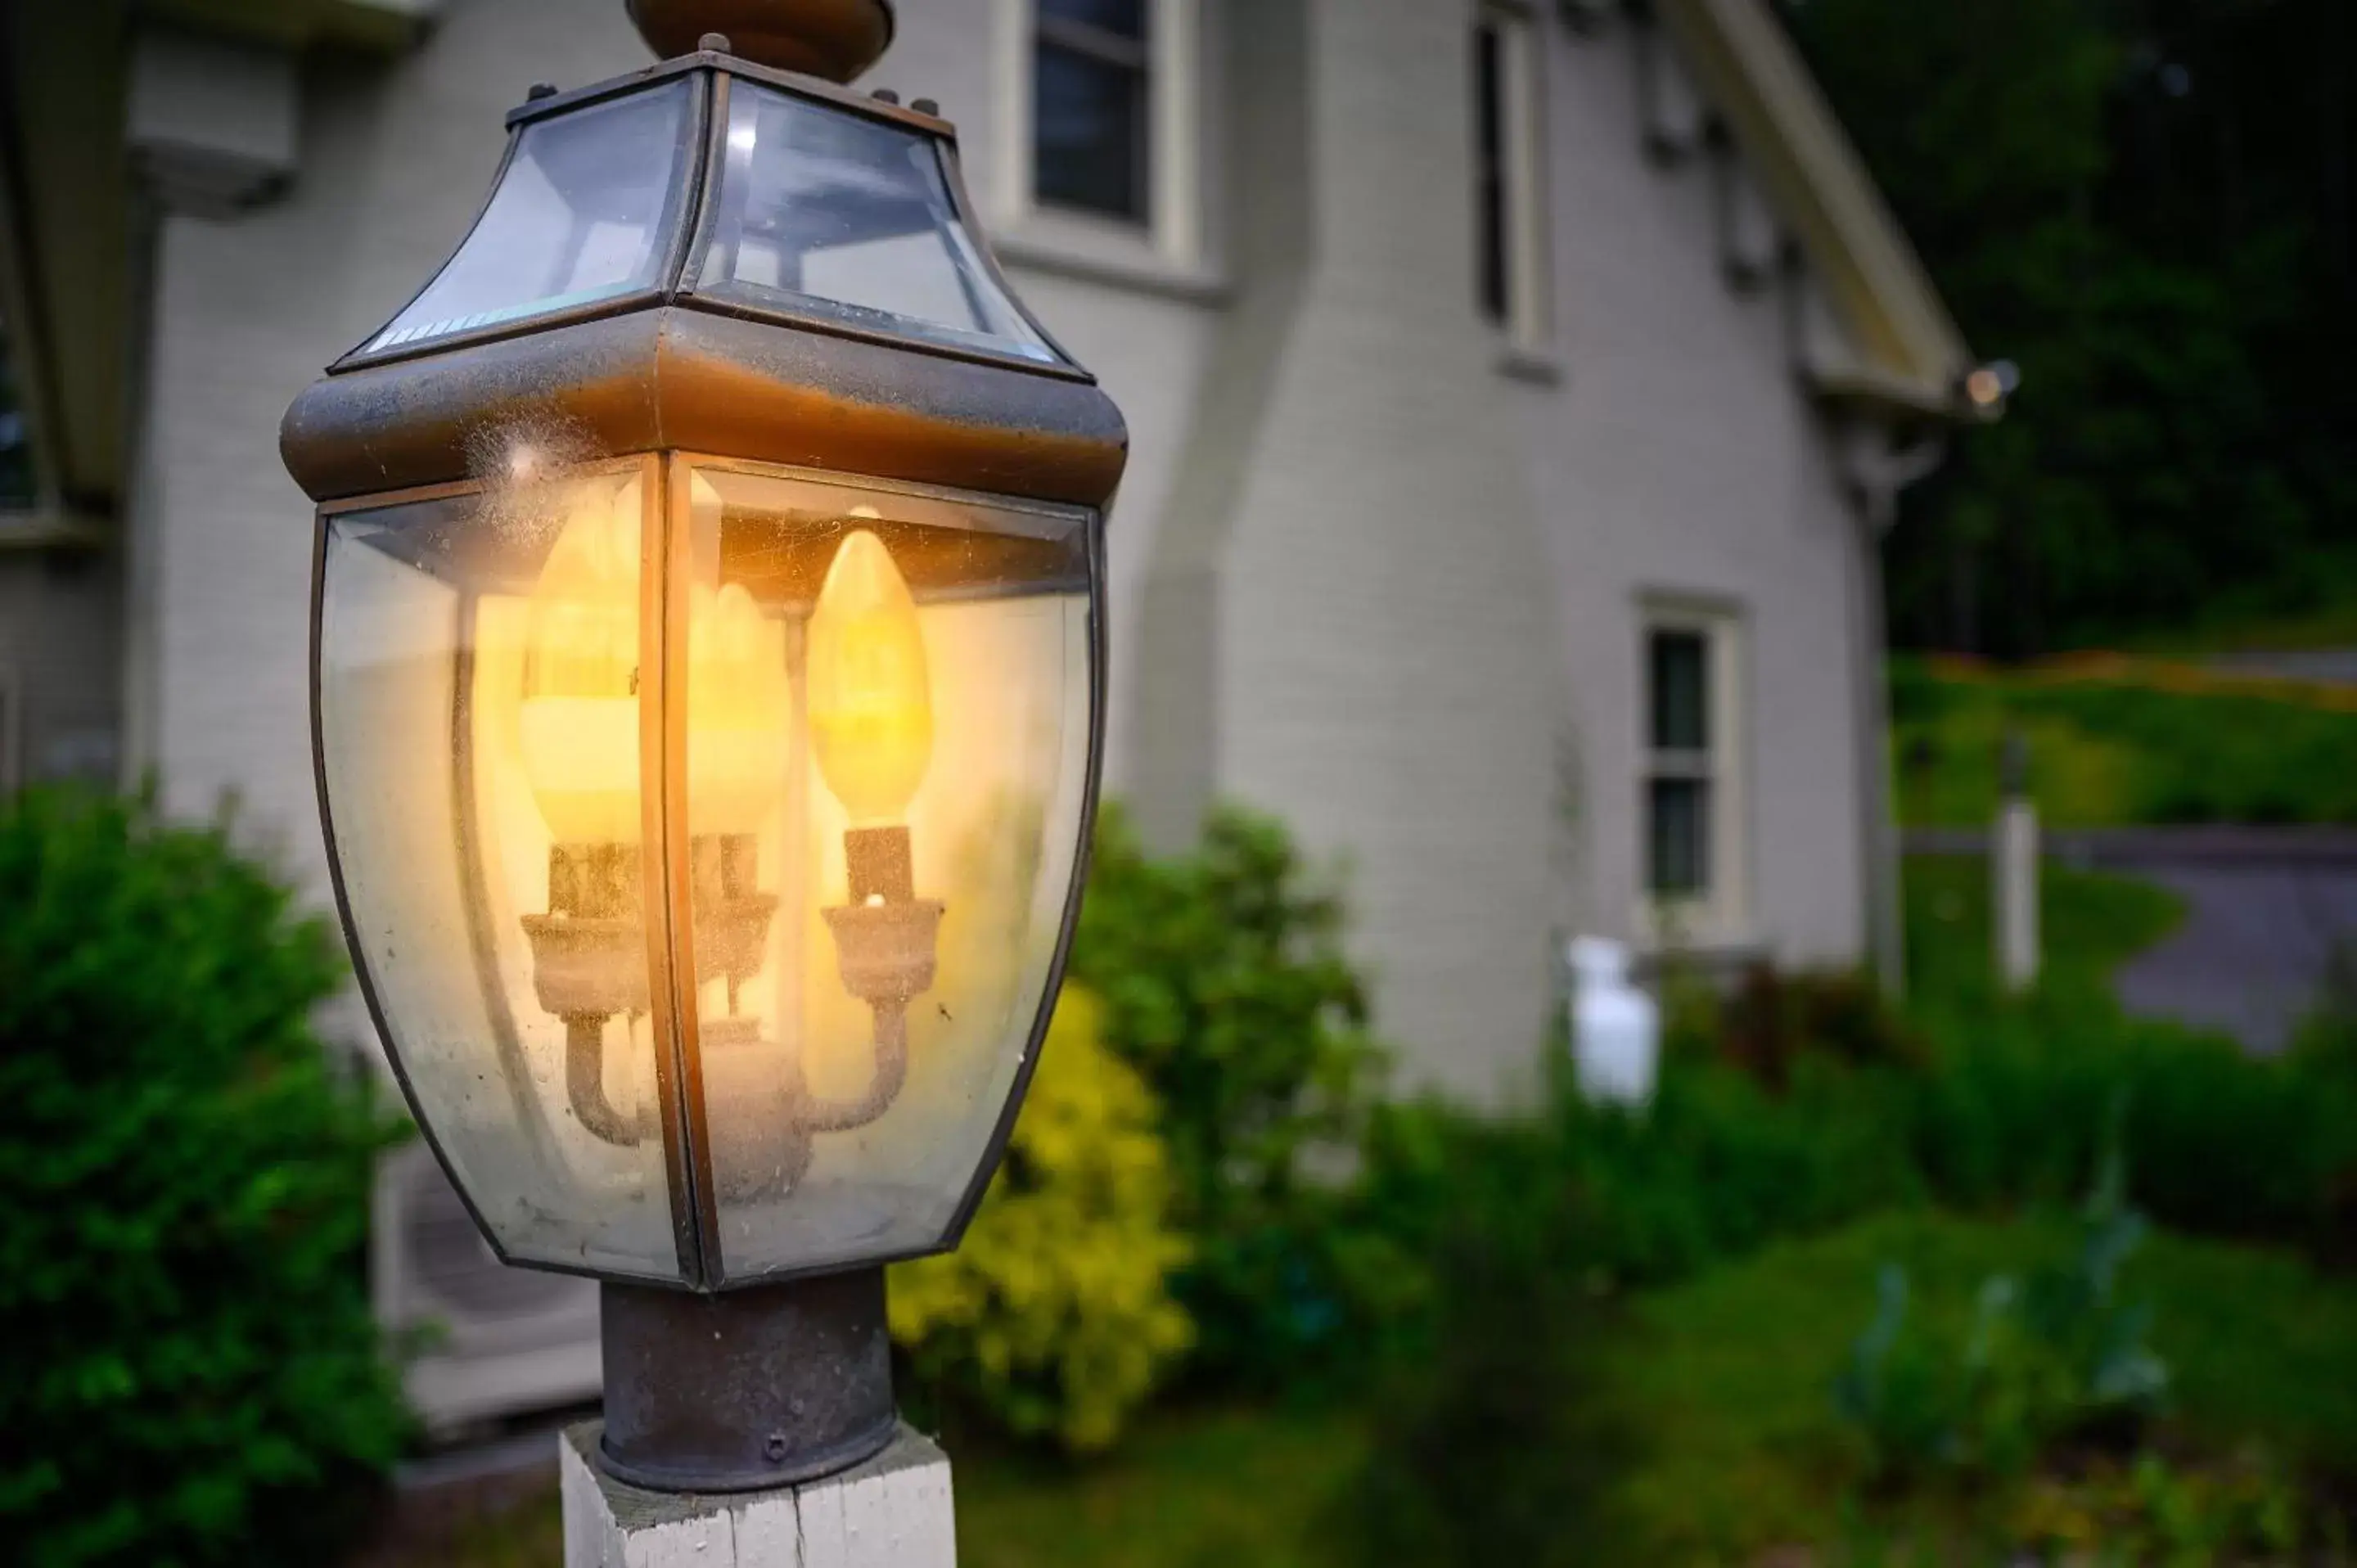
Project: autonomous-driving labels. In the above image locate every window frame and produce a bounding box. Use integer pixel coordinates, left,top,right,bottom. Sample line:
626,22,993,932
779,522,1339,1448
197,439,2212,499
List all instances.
995,0,1215,291
1637,599,1749,948
1473,2,1554,361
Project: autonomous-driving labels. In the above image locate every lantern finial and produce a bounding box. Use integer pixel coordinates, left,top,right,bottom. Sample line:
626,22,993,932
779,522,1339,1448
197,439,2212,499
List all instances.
625,0,895,81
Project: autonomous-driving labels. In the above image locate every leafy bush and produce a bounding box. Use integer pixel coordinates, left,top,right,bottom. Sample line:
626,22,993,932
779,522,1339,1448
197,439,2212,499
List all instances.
1339,1187,1643,1568
0,789,407,1568
1836,1131,2170,1486
889,988,1193,1452
1066,803,1385,1386
1716,962,1930,1088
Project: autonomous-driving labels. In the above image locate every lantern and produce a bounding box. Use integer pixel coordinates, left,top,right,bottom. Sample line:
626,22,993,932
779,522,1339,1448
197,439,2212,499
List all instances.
281,0,1124,1492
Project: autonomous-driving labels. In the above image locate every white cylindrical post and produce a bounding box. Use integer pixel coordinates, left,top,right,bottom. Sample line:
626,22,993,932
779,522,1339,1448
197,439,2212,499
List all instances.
561,1422,957,1567
1994,732,2039,992
1568,936,1660,1108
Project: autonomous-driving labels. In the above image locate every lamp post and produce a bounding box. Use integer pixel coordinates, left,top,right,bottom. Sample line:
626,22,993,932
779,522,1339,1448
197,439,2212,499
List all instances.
279,1,1124,1552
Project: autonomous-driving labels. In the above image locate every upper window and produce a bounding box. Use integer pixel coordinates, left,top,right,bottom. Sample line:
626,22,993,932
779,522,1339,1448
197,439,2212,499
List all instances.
692,83,1061,365
363,82,697,358
1641,606,1746,940
1473,7,1552,352
1034,0,1151,224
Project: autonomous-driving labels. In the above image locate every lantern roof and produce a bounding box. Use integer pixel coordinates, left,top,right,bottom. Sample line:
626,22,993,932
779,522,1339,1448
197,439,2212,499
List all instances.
281,41,1126,511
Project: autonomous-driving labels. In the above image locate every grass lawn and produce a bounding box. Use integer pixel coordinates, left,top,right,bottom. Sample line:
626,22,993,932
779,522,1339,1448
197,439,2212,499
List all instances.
1606,1210,2357,1562
1891,653,2357,827
414,1210,2356,1568
1903,851,2183,1008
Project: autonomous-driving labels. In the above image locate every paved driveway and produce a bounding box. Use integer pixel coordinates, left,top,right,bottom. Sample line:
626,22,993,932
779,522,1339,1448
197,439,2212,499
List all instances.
2110,857,2357,1053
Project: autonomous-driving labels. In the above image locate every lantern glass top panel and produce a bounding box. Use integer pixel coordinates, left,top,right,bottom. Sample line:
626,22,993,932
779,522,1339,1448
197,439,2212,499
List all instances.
350,70,1063,371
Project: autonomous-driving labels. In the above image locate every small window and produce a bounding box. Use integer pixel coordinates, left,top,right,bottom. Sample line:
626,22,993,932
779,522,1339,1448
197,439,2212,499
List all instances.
1641,606,1745,939
1034,0,1151,223
1472,7,1551,349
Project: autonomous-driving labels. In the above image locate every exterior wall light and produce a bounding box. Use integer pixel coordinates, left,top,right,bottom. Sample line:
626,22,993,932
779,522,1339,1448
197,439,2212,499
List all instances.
280,0,1125,1494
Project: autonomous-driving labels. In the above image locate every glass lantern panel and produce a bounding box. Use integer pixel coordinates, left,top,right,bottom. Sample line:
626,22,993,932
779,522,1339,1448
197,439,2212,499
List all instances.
318,470,686,1280
675,462,1094,1279
691,84,1061,365
362,81,696,356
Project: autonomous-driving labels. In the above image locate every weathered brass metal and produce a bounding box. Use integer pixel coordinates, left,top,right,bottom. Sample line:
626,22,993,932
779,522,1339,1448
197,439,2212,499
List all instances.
626,0,894,81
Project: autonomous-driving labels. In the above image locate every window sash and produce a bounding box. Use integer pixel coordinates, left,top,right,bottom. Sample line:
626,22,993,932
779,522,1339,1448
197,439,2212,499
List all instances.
1038,13,1150,70
1474,20,1509,324
1032,3,1155,225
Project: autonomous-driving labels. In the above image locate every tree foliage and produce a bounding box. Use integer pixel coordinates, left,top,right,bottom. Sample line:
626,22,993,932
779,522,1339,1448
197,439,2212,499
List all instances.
1784,0,2356,652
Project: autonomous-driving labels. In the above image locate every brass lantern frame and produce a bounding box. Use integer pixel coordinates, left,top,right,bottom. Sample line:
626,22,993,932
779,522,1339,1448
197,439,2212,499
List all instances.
309,455,1109,1295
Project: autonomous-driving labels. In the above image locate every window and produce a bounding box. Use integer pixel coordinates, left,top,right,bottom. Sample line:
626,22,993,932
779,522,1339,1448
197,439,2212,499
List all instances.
1472,7,1552,354
999,0,1208,283
1034,0,1150,224
1641,606,1746,940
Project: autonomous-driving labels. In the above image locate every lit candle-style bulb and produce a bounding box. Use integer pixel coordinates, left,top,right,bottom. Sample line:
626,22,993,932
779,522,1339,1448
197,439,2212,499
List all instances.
519,476,642,846
688,579,786,836
807,529,933,826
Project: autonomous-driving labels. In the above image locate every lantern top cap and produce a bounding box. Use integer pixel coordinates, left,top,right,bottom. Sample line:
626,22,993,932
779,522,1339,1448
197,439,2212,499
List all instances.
627,0,895,82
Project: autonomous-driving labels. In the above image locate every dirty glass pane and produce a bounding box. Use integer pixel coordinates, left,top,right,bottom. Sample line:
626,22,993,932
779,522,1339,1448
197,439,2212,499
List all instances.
692,84,1059,364
675,463,1095,1279
318,471,685,1280
364,81,694,355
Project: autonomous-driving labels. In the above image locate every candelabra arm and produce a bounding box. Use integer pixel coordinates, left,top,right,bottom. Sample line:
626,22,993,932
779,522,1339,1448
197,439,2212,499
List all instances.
565,1014,642,1146
800,1002,911,1133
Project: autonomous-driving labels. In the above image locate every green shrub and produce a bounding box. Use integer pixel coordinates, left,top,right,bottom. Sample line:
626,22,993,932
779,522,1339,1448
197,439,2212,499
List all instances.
1715,962,1930,1088
0,788,408,1568
1339,1200,1644,1568
1066,803,1385,1386
889,988,1193,1452
1836,1133,2170,1486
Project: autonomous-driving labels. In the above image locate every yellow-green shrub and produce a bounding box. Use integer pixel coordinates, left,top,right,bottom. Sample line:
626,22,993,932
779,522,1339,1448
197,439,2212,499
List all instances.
889,988,1192,1451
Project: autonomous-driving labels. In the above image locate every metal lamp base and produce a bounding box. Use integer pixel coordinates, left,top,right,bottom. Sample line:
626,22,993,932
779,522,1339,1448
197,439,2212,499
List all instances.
598,1268,897,1493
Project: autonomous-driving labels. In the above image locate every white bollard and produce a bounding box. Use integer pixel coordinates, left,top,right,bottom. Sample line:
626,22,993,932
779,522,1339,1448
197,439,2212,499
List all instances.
1568,936,1660,1108
1995,798,2040,992
1993,730,2039,993
561,1422,957,1568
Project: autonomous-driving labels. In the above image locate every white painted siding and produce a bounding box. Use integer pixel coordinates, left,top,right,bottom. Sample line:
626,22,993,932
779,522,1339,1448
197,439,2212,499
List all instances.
130,0,1876,1111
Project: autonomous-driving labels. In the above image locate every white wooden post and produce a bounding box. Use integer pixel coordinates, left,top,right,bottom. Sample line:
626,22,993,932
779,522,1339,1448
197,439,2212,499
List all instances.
1994,731,2039,992
561,1422,957,1567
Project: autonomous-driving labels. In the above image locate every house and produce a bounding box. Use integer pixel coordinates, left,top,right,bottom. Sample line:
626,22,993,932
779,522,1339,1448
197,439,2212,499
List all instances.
0,0,1989,1431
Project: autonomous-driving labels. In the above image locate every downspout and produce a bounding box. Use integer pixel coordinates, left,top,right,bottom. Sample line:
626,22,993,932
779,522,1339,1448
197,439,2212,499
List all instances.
1834,417,1943,997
